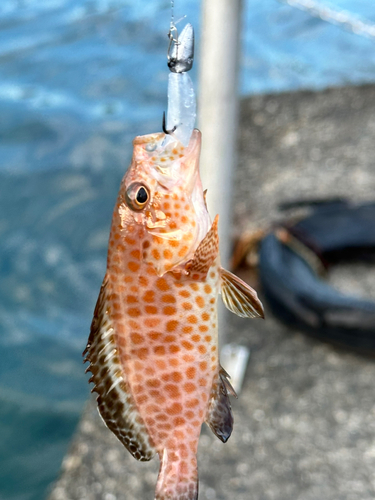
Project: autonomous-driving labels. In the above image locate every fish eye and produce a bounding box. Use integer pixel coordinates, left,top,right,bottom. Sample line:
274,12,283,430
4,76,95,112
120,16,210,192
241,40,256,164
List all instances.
125,183,150,211
136,186,148,204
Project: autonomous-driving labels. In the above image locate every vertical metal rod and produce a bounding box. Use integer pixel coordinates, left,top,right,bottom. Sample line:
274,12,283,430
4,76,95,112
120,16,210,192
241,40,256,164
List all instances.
198,0,243,268
198,0,243,354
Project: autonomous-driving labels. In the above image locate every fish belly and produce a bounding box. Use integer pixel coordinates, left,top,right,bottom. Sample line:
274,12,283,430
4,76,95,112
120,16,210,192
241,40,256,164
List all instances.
115,265,220,453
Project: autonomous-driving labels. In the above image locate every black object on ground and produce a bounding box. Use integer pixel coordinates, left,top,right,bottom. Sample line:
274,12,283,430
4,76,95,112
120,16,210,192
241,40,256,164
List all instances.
259,200,375,352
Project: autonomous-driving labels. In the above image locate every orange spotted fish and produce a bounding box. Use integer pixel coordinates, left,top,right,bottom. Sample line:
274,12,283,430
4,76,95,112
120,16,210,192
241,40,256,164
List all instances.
83,128,264,500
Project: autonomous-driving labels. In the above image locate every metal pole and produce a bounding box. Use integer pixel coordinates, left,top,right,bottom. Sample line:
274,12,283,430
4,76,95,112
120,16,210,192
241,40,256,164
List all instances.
198,0,243,268
198,0,247,392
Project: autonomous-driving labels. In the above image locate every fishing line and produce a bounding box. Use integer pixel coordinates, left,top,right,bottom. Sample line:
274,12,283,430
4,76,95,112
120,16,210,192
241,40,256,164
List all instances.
167,0,186,46
278,0,375,39
171,0,175,30
168,0,178,55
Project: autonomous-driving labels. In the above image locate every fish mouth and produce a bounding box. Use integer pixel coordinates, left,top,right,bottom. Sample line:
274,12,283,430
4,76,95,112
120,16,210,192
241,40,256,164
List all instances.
162,128,202,189
133,132,164,147
131,129,201,190
184,129,201,164
181,129,202,182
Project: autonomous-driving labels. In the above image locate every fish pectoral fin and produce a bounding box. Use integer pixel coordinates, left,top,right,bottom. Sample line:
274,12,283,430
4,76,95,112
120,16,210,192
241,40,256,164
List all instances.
205,367,235,443
186,215,219,277
84,276,156,462
220,267,265,319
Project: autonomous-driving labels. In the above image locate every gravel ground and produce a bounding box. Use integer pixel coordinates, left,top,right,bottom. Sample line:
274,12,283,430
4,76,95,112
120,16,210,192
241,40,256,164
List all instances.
49,84,375,500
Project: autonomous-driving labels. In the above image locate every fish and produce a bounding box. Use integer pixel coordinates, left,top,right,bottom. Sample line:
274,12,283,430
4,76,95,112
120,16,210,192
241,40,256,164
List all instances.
83,128,264,500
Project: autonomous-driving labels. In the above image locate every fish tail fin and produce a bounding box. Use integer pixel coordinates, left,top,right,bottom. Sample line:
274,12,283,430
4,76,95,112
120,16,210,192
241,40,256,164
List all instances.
155,448,198,500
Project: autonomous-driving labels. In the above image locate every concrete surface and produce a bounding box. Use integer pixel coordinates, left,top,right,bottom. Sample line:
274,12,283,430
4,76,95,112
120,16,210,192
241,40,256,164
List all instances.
49,84,375,500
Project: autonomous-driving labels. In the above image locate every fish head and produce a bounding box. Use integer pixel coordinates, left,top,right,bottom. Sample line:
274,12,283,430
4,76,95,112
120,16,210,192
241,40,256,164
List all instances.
119,129,211,276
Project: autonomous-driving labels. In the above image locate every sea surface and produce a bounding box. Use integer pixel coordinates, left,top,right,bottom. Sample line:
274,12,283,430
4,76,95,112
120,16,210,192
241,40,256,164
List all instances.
1,1,375,499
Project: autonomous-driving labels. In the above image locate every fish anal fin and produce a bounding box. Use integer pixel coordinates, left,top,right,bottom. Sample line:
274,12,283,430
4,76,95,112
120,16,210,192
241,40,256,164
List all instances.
220,366,238,398
220,267,265,319
187,215,219,277
84,277,156,462
205,367,234,443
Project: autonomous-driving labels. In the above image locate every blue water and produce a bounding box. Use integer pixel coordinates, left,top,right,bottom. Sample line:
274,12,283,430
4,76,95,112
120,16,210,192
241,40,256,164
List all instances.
1,1,375,499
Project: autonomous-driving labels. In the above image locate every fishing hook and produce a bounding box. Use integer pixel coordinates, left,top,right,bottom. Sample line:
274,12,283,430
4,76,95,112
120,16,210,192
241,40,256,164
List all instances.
162,111,177,135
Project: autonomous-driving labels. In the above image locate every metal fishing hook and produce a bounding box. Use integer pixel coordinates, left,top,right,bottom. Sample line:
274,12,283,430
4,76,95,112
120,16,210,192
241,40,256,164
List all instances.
162,111,177,135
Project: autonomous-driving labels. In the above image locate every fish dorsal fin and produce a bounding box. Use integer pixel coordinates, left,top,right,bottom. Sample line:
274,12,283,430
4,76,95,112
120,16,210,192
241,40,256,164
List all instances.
83,278,156,462
187,215,219,277
220,268,265,319
205,367,235,443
